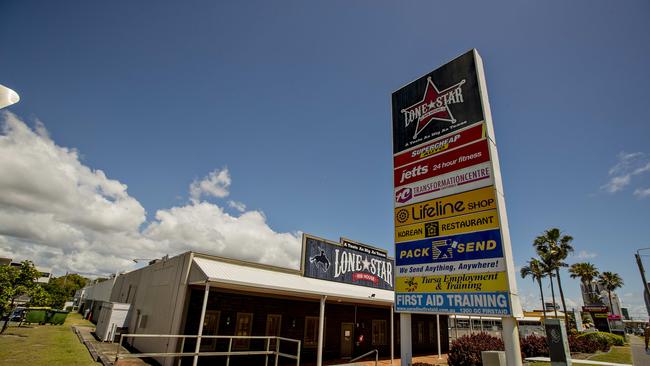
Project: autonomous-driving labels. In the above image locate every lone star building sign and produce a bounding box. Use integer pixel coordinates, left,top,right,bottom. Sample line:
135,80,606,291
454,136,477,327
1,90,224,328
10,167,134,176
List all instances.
401,77,466,139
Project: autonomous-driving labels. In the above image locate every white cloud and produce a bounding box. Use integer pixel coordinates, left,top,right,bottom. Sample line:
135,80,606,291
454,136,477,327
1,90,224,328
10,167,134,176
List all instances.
572,250,597,260
634,187,650,199
144,202,301,269
189,168,231,202
602,151,650,195
0,112,301,275
228,200,247,212
601,175,631,193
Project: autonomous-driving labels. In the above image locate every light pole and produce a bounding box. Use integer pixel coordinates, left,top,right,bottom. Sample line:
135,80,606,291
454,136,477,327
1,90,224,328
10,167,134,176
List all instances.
0,84,20,109
634,248,650,318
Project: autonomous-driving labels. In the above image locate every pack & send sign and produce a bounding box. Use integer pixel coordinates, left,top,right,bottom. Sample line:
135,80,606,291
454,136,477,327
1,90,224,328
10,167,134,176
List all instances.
391,49,521,317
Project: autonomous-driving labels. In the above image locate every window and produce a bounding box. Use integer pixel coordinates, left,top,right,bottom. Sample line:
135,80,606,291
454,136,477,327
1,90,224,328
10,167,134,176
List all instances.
200,310,221,351
372,320,387,345
416,321,424,344
429,321,435,344
304,316,320,347
233,312,253,350
266,314,282,349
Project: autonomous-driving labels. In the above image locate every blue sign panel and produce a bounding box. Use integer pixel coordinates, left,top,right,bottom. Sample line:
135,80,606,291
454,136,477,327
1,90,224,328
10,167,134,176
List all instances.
395,291,511,315
395,229,503,266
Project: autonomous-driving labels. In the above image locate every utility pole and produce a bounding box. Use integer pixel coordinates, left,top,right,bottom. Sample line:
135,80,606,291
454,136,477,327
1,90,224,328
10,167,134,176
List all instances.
634,249,650,317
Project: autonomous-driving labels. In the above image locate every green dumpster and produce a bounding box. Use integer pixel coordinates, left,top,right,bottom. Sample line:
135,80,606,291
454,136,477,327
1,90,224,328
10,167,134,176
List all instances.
23,307,50,324
48,310,69,325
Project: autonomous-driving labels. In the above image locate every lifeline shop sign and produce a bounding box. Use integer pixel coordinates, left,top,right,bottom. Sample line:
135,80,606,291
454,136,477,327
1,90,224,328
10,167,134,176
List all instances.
302,234,394,290
391,49,522,317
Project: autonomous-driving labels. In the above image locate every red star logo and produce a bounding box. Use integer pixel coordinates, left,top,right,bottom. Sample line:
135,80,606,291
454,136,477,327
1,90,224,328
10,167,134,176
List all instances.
401,77,466,139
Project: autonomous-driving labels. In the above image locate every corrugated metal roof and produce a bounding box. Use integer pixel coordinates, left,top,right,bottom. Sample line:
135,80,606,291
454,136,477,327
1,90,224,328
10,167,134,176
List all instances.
191,256,393,305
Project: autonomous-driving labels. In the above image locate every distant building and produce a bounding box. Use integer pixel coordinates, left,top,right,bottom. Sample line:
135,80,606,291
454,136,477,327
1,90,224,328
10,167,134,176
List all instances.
579,280,622,316
621,307,630,320
0,257,52,284
83,234,450,366
75,277,117,321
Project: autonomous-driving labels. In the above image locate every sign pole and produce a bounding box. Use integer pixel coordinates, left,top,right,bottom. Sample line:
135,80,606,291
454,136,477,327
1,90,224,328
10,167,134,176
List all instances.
317,295,326,366
502,317,522,365
399,313,412,366
436,314,441,359
390,307,394,365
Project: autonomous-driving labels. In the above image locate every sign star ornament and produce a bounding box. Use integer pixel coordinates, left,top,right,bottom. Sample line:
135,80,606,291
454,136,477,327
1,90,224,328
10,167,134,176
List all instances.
401,77,466,139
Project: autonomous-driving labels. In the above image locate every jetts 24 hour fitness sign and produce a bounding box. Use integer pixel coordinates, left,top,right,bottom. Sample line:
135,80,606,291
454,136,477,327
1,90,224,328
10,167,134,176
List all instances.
391,49,522,317
302,234,394,290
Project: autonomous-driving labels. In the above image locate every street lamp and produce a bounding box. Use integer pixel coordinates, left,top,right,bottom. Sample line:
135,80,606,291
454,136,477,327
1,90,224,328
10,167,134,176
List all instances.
634,248,650,318
0,84,20,109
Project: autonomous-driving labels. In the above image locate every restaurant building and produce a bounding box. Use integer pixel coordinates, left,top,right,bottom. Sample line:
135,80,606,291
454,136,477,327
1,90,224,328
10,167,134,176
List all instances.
107,234,449,365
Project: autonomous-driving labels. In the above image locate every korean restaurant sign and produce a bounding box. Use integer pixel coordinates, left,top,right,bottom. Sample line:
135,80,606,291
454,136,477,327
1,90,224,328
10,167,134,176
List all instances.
302,234,394,290
391,49,522,317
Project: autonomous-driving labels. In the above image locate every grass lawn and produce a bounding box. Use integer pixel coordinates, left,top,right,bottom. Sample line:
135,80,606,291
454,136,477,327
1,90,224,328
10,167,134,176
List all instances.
0,312,100,366
527,345,633,365
587,345,633,364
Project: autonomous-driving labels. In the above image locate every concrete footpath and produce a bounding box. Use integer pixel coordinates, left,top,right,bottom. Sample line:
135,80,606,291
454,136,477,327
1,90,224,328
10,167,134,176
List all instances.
73,325,150,366
629,335,650,366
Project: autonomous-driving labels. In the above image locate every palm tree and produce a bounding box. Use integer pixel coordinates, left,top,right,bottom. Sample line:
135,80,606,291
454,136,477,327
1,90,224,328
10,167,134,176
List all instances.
597,272,624,314
569,262,599,305
520,258,547,323
538,251,558,318
534,228,574,327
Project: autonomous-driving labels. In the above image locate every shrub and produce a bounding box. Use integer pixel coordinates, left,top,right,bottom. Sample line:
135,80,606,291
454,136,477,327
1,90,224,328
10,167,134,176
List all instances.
448,332,504,366
520,334,548,358
576,332,624,351
568,334,600,353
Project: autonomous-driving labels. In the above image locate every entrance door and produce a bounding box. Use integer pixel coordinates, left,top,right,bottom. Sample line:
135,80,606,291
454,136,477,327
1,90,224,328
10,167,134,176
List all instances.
340,322,354,358
200,310,220,351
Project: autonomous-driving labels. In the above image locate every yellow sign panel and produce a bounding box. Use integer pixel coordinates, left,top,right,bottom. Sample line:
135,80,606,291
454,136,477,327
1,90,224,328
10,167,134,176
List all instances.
394,186,496,227
395,271,508,293
395,209,499,243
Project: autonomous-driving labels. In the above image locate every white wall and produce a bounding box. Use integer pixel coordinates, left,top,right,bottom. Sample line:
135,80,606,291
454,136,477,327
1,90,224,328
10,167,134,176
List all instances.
109,252,192,366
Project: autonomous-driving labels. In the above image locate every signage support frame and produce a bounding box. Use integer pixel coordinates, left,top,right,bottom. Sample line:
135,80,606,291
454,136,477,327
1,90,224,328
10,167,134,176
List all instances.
391,49,523,365
473,49,523,365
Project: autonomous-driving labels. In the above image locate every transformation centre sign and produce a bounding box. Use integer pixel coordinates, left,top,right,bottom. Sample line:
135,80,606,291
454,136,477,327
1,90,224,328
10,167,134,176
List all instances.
391,49,522,317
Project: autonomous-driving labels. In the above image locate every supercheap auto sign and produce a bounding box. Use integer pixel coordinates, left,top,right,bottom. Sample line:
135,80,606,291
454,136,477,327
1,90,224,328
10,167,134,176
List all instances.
391,50,521,317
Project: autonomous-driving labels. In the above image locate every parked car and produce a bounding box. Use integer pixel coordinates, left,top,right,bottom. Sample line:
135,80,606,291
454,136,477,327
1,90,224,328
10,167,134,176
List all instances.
9,307,26,322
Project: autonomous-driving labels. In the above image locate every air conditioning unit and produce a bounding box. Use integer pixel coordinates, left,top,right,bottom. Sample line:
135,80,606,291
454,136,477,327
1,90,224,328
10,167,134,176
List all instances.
95,302,131,342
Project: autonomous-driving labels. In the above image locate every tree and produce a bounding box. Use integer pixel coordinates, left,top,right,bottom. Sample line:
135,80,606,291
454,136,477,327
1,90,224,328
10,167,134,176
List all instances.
537,251,558,317
569,262,599,305
597,272,624,314
46,273,88,308
520,258,548,323
0,260,41,333
534,228,574,328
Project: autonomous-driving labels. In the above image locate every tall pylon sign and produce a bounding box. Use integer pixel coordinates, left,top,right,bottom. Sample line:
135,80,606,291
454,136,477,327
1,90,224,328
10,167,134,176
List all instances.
391,49,523,365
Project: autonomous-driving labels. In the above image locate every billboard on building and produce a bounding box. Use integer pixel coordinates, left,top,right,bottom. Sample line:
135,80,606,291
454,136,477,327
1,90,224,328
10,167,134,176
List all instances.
391,49,522,317
302,234,394,290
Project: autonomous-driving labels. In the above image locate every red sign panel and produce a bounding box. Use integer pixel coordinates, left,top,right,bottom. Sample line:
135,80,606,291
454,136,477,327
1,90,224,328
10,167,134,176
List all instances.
393,123,484,168
393,139,490,187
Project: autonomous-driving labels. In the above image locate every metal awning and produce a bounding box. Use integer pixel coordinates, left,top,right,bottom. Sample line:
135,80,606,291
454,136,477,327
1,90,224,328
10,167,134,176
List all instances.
189,255,393,305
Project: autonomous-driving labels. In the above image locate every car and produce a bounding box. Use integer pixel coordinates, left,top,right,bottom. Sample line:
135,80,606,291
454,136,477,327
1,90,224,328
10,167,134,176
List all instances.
9,307,26,322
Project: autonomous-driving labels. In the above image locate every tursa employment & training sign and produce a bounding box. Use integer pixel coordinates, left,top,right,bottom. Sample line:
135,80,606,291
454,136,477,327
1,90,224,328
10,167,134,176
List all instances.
391,49,522,317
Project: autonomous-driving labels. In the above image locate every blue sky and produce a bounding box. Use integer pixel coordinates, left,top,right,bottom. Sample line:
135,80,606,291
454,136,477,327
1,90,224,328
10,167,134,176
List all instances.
1,1,649,318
